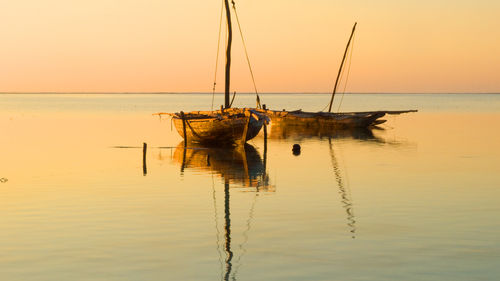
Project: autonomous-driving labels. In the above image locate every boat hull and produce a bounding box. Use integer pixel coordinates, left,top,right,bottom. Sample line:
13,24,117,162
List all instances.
259,109,416,129
172,109,267,144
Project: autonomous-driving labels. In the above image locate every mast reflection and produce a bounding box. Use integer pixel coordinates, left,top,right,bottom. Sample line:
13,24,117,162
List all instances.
328,137,356,239
270,122,359,238
223,179,233,281
173,142,272,280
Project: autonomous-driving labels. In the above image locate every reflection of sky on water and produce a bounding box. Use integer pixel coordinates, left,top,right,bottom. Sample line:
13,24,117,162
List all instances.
0,94,499,280
1,93,499,114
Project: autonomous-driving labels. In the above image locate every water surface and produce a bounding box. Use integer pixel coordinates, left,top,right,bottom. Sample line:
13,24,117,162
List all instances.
1,93,499,280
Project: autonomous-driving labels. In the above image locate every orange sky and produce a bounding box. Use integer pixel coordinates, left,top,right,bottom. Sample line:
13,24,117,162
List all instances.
0,0,499,93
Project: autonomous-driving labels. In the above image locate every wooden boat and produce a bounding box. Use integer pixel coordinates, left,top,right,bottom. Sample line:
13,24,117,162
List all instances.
259,108,417,129
155,0,268,145
163,108,268,145
261,23,416,128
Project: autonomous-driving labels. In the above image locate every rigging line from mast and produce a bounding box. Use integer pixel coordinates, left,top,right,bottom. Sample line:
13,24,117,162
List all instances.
231,0,262,109
231,192,259,280
319,49,349,112
229,91,237,107
332,35,351,110
336,31,356,113
211,0,226,110
327,22,357,112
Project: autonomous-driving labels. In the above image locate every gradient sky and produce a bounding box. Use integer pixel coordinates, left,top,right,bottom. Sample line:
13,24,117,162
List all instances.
0,0,499,93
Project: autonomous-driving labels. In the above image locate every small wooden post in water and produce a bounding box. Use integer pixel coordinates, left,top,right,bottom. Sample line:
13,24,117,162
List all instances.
142,142,147,176
263,123,268,148
262,104,268,145
180,111,187,147
181,144,187,175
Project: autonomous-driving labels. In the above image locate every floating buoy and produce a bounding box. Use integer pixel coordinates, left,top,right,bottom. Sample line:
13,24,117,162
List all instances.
292,144,301,156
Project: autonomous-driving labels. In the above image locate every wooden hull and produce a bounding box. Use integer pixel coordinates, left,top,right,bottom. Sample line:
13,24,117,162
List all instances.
172,108,268,145
264,111,385,129
259,109,417,129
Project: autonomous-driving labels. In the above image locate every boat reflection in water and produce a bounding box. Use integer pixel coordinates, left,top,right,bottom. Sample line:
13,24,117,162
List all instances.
269,120,382,142
172,142,273,280
271,121,359,239
172,142,273,192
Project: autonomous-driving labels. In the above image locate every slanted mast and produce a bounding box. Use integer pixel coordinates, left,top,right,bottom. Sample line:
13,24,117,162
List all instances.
328,22,357,112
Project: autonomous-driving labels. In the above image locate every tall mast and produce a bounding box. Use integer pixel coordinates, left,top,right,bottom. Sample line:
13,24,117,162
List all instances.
327,22,357,113
224,0,233,108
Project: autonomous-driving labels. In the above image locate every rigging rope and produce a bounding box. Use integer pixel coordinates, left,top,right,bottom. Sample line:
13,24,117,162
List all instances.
229,91,236,107
319,101,330,112
320,30,356,112
231,0,262,109
320,50,348,112
336,32,356,113
211,0,225,110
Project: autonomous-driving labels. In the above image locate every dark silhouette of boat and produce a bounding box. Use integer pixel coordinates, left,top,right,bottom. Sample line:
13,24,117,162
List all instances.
259,23,416,128
154,0,268,145
261,109,416,129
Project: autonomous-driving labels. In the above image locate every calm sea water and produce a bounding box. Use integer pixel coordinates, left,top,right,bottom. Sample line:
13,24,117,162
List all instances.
0,93,499,281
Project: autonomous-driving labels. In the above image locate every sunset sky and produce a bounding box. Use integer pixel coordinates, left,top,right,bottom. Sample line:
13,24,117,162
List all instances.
0,0,499,93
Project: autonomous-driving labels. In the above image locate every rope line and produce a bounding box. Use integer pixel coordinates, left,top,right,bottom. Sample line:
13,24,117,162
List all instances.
229,91,236,107
337,32,355,113
319,102,330,112
321,50,348,112
231,0,262,109
211,0,225,110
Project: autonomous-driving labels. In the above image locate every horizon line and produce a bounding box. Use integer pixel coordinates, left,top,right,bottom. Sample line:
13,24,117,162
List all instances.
1,92,499,95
